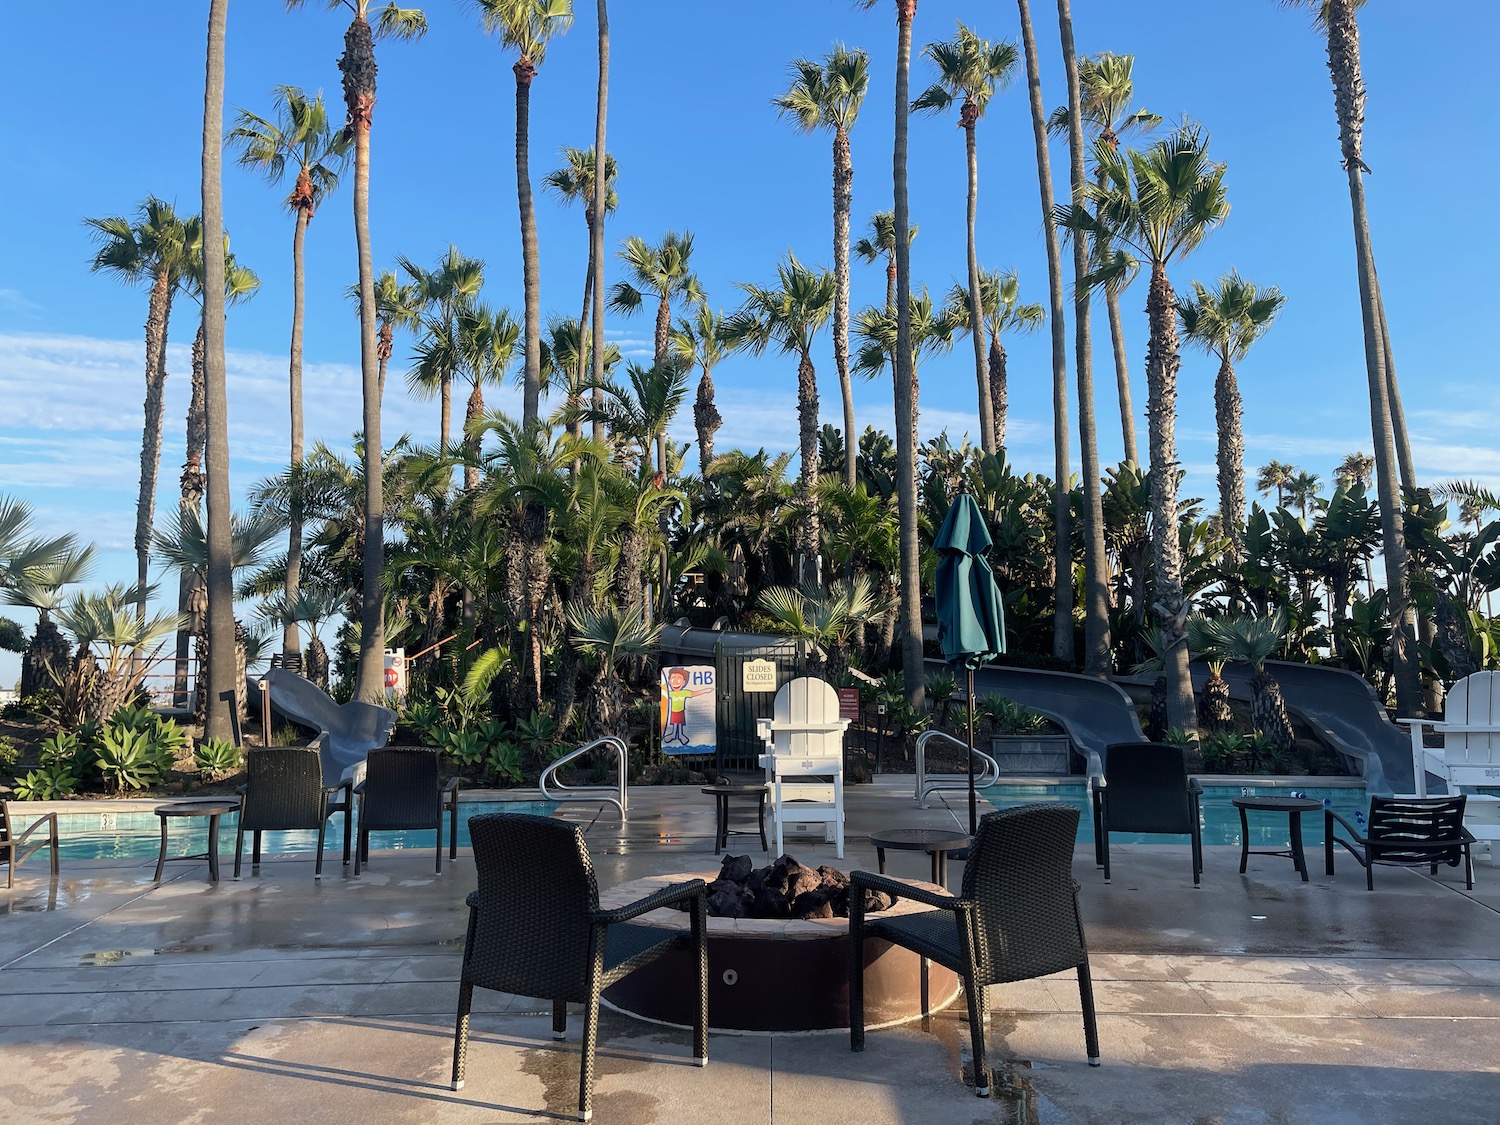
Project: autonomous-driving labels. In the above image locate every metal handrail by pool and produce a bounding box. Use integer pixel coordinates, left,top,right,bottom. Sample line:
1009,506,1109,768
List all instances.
914,730,1000,807
539,736,630,821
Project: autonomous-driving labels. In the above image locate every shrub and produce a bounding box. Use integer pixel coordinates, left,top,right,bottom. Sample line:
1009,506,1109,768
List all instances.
94,726,163,793
980,694,1047,736
194,737,241,776
0,735,18,776
401,699,442,743
515,709,559,763
1199,731,1243,772
148,716,188,762
485,740,523,784
439,726,487,769
39,731,83,768
12,763,78,801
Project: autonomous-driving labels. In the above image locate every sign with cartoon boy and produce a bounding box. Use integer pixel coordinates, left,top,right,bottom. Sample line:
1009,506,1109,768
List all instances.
659,664,716,756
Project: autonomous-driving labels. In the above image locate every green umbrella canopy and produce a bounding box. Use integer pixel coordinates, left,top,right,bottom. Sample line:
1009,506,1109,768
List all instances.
933,493,1007,669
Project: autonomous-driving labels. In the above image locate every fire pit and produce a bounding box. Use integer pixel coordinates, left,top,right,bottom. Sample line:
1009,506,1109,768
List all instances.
600,858,962,1033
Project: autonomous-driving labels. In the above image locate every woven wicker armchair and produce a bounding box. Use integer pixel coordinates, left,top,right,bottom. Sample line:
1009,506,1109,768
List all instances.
233,747,352,879
849,803,1100,1098
1,796,59,889
451,813,709,1122
1094,741,1204,886
1326,795,1475,890
352,747,460,875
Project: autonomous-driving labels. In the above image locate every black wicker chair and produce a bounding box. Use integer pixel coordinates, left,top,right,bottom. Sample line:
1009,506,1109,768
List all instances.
352,747,460,875
849,803,1100,1098
451,813,709,1122
1094,741,1203,886
1326,795,1474,890
233,747,352,879
1,795,59,890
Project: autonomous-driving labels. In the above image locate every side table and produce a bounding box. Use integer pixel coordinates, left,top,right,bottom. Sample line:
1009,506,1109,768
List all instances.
154,800,240,883
869,827,971,889
1232,796,1322,882
700,784,769,855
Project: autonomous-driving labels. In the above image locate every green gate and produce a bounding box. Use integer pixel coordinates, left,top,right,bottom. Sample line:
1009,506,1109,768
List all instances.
713,636,808,774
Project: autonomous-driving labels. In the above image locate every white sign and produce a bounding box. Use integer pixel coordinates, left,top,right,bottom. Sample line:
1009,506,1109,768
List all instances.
383,648,407,703
742,659,778,693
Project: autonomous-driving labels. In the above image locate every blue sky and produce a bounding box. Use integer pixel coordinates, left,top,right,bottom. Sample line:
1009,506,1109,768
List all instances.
1,1,1496,686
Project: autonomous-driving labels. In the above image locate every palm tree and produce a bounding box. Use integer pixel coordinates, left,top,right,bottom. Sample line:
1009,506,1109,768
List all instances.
774,45,870,489
1335,451,1375,490
1281,0,1419,716
1177,271,1286,559
85,197,194,620
228,86,350,658
670,303,730,476
455,303,522,489
399,245,486,452
722,254,836,583
472,0,573,429
1286,471,1322,522
568,600,658,739
1049,52,1159,465
852,210,916,314
542,145,618,425
369,269,421,401
757,575,887,682
1063,123,1230,735
912,22,1018,455
590,360,691,481
589,0,611,447
607,231,705,374
1013,0,1074,664
1198,612,1296,754
942,270,1043,451
289,0,428,705
1256,460,1297,509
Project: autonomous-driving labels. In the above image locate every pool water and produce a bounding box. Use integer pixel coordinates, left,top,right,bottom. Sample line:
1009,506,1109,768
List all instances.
981,782,1367,848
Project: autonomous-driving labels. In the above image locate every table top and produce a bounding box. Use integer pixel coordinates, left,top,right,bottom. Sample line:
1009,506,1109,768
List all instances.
870,827,971,851
1231,796,1322,812
701,784,767,796
155,801,240,818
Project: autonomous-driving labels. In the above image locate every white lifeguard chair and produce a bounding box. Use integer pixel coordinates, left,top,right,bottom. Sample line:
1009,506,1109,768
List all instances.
1401,671,1500,859
756,677,850,859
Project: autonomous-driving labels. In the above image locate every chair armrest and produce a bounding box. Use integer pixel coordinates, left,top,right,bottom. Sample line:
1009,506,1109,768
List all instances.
464,890,478,909
235,783,248,795
849,870,961,911
1325,807,1366,845
324,778,354,809
595,878,707,925
1188,777,1204,795
442,776,462,792
10,810,59,846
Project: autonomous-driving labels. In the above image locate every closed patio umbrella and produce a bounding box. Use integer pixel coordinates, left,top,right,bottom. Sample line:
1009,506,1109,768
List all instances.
933,493,1007,835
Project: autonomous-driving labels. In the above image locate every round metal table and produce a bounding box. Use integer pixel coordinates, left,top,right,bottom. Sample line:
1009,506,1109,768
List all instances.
869,827,971,889
153,800,240,883
700,784,769,855
1232,796,1322,882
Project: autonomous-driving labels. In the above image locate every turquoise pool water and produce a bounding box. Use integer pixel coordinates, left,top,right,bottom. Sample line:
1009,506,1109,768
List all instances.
981,782,1366,848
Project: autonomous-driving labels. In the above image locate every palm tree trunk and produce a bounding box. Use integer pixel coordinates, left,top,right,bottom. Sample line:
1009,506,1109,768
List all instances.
572,213,594,445
833,124,857,489
590,0,610,447
1059,0,1111,678
653,295,671,370
693,363,721,476
797,349,821,584
137,268,173,623
1145,260,1196,736
1016,0,1074,665
283,205,310,656
1322,0,1420,715
200,0,236,743
1104,285,1137,464
892,0,924,708
515,57,543,429
377,316,393,402
1214,354,1246,561
961,112,995,454
1375,287,1415,489
341,12,387,705
174,321,207,708
464,383,484,490
988,331,1007,448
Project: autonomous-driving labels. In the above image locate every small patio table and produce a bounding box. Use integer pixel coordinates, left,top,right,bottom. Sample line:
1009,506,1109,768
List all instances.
154,800,239,883
700,783,769,855
870,827,971,889
1232,795,1322,882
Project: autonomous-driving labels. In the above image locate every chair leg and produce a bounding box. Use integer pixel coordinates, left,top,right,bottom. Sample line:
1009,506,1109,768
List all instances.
692,892,708,1065
233,821,245,880
353,798,364,877
252,830,262,869
1192,825,1202,887
553,999,568,1040
315,819,327,879
449,796,459,860
848,912,866,1052
1092,787,1104,867
451,980,473,1091
342,799,353,865
963,972,990,1098
578,992,601,1122
1077,962,1102,1066
1366,853,1374,892
1465,844,1474,891
48,818,59,879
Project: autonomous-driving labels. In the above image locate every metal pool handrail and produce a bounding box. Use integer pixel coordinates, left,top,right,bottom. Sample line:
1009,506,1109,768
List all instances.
914,729,1000,807
539,736,629,821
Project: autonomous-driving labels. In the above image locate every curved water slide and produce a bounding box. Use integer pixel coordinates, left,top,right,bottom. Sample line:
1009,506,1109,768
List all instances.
261,667,398,784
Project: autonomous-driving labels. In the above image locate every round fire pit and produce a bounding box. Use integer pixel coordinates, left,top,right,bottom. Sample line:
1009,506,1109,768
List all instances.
600,871,962,1033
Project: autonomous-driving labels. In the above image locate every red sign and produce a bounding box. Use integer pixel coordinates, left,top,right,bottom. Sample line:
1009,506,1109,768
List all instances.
837,688,860,721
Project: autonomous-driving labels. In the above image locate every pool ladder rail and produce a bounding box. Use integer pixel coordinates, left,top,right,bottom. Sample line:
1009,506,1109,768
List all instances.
539,736,629,822
913,729,1001,808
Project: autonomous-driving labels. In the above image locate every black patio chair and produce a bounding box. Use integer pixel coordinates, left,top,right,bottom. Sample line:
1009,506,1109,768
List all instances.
1,795,59,890
1095,741,1203,886
849,803,1101,1098
1326,795,1474,890
451,813,709,1122
233,746,352,879
352,747,460,875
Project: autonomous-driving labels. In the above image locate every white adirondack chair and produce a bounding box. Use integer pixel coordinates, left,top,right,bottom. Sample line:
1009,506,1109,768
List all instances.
756,677,850,859
1401,672,1500,856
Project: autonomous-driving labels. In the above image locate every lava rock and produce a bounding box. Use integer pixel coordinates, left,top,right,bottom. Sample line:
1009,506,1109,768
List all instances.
719,854,754,884
791,889,834,920
863,889,893,913
751,886,790,918
707,887,748,918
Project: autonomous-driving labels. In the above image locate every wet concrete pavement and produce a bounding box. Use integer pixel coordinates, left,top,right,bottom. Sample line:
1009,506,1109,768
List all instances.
2,778,1498,1124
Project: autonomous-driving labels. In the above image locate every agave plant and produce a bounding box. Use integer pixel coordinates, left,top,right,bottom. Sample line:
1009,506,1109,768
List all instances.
12,763,79,801
194,737,241,776
1194,611,1295,754
93,725,163,793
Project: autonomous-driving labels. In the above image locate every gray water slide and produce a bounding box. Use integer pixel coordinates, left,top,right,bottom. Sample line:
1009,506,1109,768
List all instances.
261,667,397,783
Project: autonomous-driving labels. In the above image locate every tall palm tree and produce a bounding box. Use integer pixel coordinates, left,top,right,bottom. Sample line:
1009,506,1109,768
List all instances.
722,254,836,583
607,232,704,374
228,86,350,657
1285,470,1322,522
670,303,729,476
774,45,870,489
1013,0,1074,664
942,269,1044,448
542,145,617,425
911,22,1018,455
589,0,611,447
852,210,916,314
1049,52,1158,465
1064,123,1230,735
454,303,521,489
856,0,922,706
472,0,573,429
591,360,690,480
1256,460,1297,509
1281,0,1419,715
1335,451,1375,489
289,0,428,704
85,197,194,621
399,245,486,452
1177,271,1285,559
370,268,421,401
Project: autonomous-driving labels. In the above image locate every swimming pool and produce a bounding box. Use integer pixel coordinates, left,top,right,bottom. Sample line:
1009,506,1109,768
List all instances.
981,781,1367,848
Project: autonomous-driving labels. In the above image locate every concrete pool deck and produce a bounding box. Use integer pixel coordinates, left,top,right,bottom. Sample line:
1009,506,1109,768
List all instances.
2,777,1498,1124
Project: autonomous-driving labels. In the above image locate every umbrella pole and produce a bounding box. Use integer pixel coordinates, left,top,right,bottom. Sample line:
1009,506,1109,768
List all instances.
966,666,978,836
